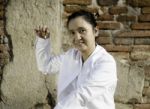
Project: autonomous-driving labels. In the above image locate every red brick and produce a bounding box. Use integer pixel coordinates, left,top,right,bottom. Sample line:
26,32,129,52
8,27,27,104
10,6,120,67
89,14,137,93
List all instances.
97,14,114,21
96,36,111,44
97,22,120,30
139,14,150,22
109,6,128,15
131,23,150,30
63,0,92,5
134,104,150,109
116,31,150,37
97,0,118,6
117,15,136,22
102,45,131,52
64,5,98,13
142,7,150,14
114,38,134,45
135,38,150,45
127,0,150,7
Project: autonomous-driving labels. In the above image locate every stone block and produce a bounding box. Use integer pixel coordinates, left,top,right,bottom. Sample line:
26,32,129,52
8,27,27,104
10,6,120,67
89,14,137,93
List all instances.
115,60,145,103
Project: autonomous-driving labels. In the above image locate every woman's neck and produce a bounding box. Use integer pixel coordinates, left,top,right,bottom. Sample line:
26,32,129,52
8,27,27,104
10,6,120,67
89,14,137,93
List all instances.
81,44,96,62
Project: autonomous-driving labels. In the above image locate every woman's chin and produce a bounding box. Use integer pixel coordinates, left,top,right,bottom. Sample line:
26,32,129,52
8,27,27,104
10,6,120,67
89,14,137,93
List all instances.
76,44,87,52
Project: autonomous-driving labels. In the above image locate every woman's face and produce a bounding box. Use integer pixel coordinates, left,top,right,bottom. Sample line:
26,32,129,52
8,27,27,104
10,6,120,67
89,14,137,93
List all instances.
68,16,96,53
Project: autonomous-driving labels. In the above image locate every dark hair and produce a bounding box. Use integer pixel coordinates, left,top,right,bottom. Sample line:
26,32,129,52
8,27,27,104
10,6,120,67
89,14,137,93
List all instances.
67,10,97,28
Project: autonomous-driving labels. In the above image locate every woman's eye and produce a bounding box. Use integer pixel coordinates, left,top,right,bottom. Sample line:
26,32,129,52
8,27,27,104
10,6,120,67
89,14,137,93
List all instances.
79,29,86,34
70,31,75,35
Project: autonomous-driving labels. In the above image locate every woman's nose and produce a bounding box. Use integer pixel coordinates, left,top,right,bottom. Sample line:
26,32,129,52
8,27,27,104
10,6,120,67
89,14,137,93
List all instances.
74,32,81,40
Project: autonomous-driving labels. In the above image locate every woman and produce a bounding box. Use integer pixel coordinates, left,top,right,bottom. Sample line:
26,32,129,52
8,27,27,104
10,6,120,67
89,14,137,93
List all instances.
35,10,117,109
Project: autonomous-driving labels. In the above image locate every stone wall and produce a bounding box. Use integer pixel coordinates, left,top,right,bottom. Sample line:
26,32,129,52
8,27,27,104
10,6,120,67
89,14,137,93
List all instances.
0,0,149,109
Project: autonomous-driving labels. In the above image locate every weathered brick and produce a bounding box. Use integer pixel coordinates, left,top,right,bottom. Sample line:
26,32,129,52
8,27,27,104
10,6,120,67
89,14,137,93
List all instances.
117,31,150,37
0,0,3,4
131,51,150,61
145,65,150,79
0,27,4,35
110,52,130,59
117,15,136,22
109,6,128,15
64,5,98,13
97,22,120,30
139,14,150,22
97,14,114,21
97,0,118,6
0,5,3,11
135,38,150,45
131,23,150,30
0,10,4,18
0,44,6,52
142,7,150,14
134,104,150,109
114,38,134,45
98,31,111,37
132,45,150,51
63,0,92,5
102,45,131,52
96,36,111,44
131,45,150,61
0,58,9,66
0,52,9,59
0,20,3,26
127,0,150,7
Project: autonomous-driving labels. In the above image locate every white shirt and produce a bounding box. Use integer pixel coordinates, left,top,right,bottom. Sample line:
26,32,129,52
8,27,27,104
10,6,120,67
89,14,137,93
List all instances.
35,37,117,109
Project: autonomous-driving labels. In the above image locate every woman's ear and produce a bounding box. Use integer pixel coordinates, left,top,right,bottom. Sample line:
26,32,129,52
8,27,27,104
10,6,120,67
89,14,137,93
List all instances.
94,26,99,37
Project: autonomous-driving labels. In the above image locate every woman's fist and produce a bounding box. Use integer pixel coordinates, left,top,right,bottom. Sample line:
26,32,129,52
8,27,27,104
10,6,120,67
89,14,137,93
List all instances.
34,26,50,39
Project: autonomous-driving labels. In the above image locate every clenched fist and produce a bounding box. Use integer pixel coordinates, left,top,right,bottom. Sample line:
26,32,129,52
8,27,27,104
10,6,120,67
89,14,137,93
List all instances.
34,26,50,39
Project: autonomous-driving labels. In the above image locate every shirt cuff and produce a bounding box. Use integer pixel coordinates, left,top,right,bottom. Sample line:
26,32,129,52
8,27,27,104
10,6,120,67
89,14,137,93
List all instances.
35,36,50,47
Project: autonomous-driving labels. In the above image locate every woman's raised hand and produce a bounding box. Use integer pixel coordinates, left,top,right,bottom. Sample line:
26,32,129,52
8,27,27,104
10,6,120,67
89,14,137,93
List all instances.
34,26,50,39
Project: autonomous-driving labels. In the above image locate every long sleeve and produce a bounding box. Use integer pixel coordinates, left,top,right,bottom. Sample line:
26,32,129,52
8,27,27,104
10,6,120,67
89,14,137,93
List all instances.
54,56,117,109
35,36,64,74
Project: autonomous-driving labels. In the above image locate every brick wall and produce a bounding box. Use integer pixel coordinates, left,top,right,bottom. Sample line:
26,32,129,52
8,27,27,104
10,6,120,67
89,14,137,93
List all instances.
63,0,150,109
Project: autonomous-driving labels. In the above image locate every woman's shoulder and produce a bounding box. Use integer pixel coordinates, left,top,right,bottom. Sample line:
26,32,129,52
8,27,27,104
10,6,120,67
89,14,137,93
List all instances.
95,45,116,65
